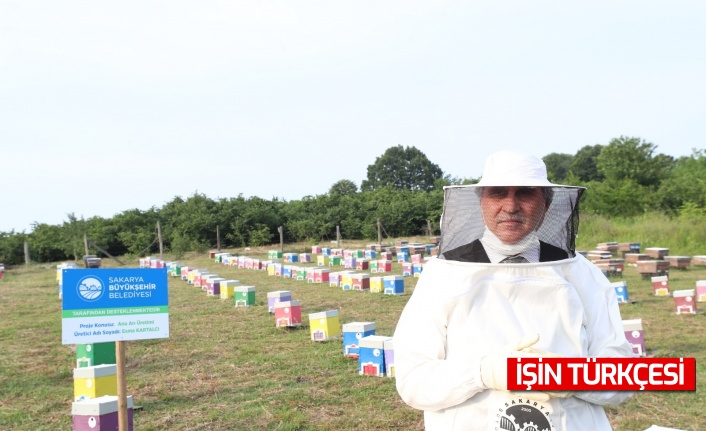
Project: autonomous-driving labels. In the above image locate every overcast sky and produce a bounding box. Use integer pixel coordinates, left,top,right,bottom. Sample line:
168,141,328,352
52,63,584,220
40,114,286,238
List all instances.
2,1,704,233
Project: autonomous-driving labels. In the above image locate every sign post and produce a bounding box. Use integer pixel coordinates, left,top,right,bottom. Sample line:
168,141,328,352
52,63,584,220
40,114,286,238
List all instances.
62,268,169,431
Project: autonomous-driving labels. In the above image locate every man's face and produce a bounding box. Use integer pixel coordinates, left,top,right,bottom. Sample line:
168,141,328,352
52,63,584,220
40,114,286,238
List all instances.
480,186,548,244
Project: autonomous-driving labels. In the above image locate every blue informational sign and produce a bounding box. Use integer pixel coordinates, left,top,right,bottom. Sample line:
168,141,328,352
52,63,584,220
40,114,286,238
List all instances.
62,268,169,344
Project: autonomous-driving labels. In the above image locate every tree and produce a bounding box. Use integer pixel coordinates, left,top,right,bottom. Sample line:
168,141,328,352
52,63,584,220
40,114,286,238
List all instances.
329,180,358,196
570,144,604,182
361,145,443,192
657,149,706,211
543,153,574,183
596,137,672,187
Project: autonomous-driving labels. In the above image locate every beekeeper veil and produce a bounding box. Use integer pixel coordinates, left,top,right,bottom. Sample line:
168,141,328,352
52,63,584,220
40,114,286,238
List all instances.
439,151,585,260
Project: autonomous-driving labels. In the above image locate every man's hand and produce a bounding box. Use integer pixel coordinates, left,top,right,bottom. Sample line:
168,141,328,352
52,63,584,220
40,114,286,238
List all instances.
480,333,542,391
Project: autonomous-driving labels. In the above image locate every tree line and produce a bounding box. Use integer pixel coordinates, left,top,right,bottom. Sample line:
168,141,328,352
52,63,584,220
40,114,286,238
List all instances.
1,139,704,266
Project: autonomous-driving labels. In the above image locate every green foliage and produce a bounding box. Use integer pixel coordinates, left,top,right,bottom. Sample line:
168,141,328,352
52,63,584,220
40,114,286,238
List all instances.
579,179,654,217
596,136,672,187
542,152,574,182
570,144,604,182
361,145,443,192
328,179,358,196
657,149,706,212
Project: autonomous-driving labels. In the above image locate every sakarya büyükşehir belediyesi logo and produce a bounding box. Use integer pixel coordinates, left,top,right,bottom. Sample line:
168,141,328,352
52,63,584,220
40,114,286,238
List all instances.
77,276,104,301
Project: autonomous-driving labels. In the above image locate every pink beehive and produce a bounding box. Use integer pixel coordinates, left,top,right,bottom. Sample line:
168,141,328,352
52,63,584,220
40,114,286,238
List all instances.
355,259,369,271
411,254,423,264
314,268,330,284
312,245,322,254
651,275,669,296
252,259,261,270
696,280,706,302
623,319,646,357
299,253,312,263
245,258,254,269
377,260,392,273
674,289,697,314
402,262,413,277
274,300,302,327
380,252,393,261
306,268,316,283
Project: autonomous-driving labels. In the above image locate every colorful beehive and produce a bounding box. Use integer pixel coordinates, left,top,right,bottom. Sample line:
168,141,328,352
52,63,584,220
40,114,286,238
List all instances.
309,310,341,341
312,245,322,254
665,256,691,270
341,272,355,290
321,247,331,256
214,252,230,263
306,268,316,283
291,267,304,281
428,247,439,257
674,289,697,314
645,247,669,260
169,263,181,277
179,266,191,281
333,248,345,257
237,256,247,269
207,277,226,296
148,258,163,268
73,364,118,401
352,273,370,290
355,259,369,271
234,286,256,307
611,281,630,303
274,300,302,327
365,250,377,259
384,275,404,295
342,322,375,358
694,256,706,266
72,395,134,431
352,250,365,258
358,335,393,377
317,255,329,267
268,250,283,259
696,280,706,302
370,276,384,293
220,280,240,300
651,275,670,296
244,258,254,269
202,274,220,292
402,262,413,277
344,256,356,269
193,271,211,288
283,253,299,263
328,255,342,266
282,265,293,279
76,342,116,368
383,339,395,378
413,263,424,278
397,252,409,263
411,254,423,264
314,268,330,284
380,252,392,261
377,260,392,273
267,290,292,313
253,258,262,270
622,319,646,357
299,253,312,263
273,263,283,277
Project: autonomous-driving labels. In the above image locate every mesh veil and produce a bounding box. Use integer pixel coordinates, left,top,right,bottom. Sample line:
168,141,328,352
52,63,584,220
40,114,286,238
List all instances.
438,185,584,259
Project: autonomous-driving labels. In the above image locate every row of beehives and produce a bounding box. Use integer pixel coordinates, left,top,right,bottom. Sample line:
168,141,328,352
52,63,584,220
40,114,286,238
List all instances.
614,277,705,359
167,258,397,377
584,242,706,278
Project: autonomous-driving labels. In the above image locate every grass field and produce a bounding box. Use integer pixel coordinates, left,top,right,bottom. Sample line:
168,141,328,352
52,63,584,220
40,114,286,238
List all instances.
0,237,704,430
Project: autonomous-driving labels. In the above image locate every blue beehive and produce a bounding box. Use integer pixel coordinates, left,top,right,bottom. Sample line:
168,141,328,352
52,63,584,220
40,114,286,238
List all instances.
384,275,404,295
342,322,376,358
611,281,630,303
358,335,393,377
364,250,377,259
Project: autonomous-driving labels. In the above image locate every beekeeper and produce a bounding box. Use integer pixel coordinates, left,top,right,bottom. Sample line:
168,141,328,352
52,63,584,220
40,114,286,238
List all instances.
394,151,634,431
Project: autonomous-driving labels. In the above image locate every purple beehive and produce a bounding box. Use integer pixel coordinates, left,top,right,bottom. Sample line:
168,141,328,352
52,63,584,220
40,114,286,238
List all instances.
622,319,646,357
383,339,395,378
72,395,133,431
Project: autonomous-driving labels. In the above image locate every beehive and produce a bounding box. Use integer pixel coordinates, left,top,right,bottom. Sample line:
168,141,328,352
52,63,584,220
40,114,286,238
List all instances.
309,310,341,341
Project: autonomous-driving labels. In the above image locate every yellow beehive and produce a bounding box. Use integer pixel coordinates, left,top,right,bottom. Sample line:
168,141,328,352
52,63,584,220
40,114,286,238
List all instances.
73,364,117,401
309,310,340,341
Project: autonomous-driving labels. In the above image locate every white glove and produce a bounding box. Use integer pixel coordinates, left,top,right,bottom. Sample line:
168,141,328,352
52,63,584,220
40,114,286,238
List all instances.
480,333,543,391
509,345,573,401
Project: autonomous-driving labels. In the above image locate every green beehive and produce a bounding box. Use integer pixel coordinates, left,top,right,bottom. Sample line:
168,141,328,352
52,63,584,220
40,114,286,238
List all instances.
235,286,256,307
328,256,342,266
76,342,116,368
268,250,283,259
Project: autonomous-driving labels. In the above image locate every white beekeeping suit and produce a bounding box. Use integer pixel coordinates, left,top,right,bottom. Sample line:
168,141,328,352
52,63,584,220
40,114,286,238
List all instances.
394,151,634,431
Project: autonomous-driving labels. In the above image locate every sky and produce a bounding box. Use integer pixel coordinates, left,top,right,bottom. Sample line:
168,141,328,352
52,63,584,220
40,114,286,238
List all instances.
2,1,705,233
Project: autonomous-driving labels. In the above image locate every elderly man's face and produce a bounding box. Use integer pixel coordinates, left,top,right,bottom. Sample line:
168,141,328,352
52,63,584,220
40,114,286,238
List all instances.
480,186,548,244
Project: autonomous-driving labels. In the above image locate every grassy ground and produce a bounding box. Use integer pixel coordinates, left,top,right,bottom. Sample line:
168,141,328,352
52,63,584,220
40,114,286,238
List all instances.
0,237,704,430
